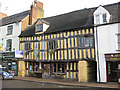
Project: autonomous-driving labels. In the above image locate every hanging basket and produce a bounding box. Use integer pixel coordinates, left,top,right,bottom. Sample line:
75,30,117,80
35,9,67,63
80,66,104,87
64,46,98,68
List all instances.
49,49,55,54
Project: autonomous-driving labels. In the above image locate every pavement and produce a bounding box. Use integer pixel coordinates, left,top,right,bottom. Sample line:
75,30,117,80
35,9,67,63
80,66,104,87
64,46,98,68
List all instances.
14,76,120,89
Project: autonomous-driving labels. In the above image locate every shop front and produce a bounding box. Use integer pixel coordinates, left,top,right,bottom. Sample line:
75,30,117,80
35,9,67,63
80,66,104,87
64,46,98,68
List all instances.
105,53,120,83
2,52,18,76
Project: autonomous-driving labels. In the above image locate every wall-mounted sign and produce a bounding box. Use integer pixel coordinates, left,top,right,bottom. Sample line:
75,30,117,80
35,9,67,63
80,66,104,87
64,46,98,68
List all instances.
105,53,120,61
2,52,15,58
15,50,23,58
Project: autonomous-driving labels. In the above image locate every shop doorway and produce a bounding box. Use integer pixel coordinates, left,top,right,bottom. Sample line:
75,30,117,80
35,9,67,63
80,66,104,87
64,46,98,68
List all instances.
107,61,119,82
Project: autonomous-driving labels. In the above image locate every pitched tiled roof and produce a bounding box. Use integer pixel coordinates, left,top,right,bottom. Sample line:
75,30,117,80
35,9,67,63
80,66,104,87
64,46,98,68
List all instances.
0,10,30,26
19,2,120,37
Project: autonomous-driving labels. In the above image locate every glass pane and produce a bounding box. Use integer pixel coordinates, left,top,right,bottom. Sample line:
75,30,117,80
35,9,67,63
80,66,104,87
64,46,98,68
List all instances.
85,37,89,47
90,37,94,47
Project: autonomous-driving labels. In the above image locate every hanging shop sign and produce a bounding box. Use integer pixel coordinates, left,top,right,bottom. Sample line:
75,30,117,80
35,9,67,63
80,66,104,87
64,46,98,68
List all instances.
105,53,120,61
15,50,23,58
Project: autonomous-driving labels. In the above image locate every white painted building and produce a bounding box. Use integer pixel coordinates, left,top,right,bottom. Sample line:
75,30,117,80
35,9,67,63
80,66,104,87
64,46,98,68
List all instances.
94,2,120,83
0,11,29,52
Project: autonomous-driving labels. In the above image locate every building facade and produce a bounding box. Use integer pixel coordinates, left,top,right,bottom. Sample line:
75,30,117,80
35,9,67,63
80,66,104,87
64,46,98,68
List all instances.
19,9,97,82
0,0,44,75
94,3,120,83
19,2,120,83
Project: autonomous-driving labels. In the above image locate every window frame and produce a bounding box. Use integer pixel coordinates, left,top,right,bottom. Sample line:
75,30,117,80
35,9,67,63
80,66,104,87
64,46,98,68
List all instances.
103,13,107,23
6,39,12,51
36,23,43,32
79,36,94,48
7,25,13,35
95,14,100,24
47,39,58,50
24,42,31,51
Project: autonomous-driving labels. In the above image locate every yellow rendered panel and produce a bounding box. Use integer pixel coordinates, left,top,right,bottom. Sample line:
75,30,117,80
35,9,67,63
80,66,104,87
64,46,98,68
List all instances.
74,63,76,78
79,50,82,59
70,63,72,78
92,49,95,58
90,28,93,34
82,30,85,34
69,50,71,59
87,49,91,58
64,50,67,60
76,49,78,59
72,49,74,59
86,29,89,34
83,49,86,58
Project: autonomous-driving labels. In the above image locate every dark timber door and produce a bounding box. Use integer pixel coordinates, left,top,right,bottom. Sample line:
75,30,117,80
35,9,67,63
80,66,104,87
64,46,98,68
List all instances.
107,61,118,82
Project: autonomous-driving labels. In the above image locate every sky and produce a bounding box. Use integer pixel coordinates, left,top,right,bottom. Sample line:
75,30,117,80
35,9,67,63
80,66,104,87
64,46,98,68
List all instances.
0,0,120,18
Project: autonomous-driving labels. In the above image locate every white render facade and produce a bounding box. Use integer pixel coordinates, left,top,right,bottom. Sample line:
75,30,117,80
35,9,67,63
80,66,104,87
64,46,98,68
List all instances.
94,5,120,82
0,22,21,52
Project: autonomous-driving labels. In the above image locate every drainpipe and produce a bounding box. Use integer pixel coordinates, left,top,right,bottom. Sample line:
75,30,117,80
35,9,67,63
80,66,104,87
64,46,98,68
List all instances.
95,26,101,82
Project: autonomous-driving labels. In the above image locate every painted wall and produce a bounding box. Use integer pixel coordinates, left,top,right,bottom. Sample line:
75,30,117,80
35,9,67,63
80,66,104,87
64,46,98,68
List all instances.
94,23,119,82
0,22,21,52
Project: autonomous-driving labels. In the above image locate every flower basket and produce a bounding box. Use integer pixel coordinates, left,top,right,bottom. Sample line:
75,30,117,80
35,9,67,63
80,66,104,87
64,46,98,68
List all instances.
49,49,55,54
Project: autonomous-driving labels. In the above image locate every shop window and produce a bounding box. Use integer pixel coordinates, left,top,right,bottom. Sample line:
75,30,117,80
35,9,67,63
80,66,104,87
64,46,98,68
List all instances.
6,39,12,51
24,43,31,50
7,25,13,35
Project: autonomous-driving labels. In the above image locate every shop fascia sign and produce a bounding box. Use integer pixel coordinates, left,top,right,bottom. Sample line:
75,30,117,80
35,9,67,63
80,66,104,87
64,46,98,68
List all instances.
105,53,120,61
2,52,15,58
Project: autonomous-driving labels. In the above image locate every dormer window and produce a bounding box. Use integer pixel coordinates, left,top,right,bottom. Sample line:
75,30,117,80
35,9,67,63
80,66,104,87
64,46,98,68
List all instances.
94,6,110,25
36,24,43,32
103,13,107,23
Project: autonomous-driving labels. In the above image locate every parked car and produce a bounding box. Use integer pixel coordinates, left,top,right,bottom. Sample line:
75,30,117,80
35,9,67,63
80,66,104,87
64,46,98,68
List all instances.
0,66,14,80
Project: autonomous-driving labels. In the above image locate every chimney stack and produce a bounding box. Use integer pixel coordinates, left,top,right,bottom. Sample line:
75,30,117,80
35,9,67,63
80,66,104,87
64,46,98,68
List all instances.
29,0,44,25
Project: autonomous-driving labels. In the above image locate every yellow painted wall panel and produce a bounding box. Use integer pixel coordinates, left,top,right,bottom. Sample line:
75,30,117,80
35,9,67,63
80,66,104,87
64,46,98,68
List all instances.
72,49,74,59
86,29,89,34
72,38,74,47
92,49,95,59
64,39,66,48
64,50,67,60
61,40,63,49
82,30,85,34
83,49,86,58
68,38,70,48
69,50,71,59
71,31,73,36
76,49,78,59
58,51,60,60
61,50,63,59
88,49,91,58
70,63,72,78
79,50,82,59
74,63,76,78
90,28,93,34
